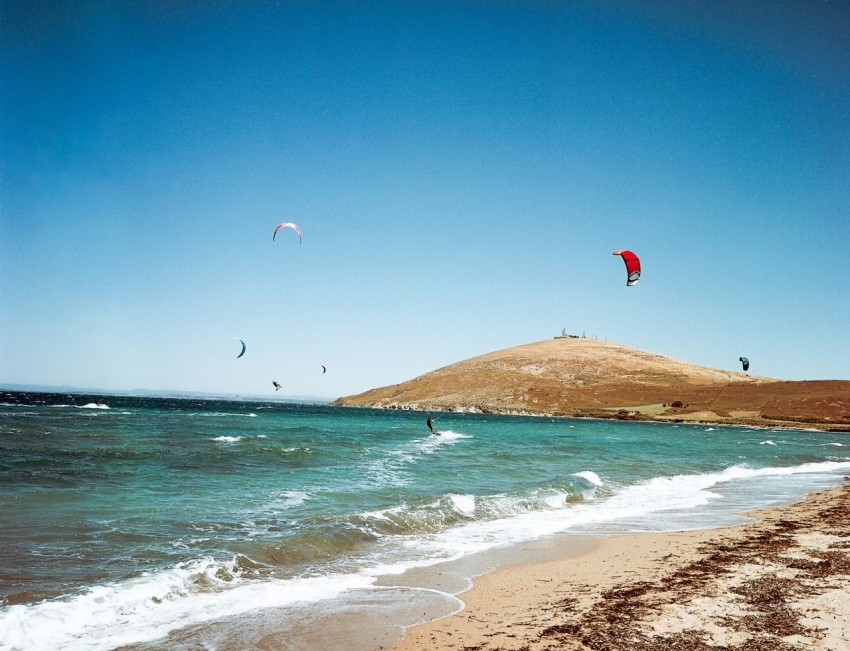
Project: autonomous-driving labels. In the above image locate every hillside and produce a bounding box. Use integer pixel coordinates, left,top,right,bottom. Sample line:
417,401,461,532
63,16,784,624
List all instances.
333,339,850,430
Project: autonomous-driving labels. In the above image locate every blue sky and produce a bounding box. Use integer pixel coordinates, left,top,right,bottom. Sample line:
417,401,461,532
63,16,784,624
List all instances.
2,1,849,399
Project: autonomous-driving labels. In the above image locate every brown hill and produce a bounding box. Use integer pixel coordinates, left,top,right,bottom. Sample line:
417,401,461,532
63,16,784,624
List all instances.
333,339,850,430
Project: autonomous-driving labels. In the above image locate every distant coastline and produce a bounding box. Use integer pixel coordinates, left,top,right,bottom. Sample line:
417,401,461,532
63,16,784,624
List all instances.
330,401,850,433
0,385,333,405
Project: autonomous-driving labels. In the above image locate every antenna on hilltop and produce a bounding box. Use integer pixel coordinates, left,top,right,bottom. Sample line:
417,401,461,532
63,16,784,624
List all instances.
555,327,581,340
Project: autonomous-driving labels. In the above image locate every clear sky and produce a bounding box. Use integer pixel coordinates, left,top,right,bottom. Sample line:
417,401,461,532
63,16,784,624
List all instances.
2,1,849,400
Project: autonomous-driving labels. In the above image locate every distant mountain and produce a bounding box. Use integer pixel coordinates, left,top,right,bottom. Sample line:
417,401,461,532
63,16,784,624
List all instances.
333,339,850,430
0,384,332,405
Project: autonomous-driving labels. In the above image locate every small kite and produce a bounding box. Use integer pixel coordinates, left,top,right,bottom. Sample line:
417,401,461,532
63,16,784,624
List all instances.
231,337,246,359
739,357,750,372
612,250,641,286
273,222,302,243
272,380,281,391
321,365,326,374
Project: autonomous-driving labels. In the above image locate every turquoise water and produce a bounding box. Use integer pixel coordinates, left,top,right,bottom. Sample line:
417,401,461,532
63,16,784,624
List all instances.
1,391,849,650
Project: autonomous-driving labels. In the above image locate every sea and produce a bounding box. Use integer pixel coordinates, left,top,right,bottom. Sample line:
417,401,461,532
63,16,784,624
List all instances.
2,391,849,651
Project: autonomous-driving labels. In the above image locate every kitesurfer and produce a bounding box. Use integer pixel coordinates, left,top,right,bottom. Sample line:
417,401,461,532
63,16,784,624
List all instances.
273,381,281,391
427,417,435,436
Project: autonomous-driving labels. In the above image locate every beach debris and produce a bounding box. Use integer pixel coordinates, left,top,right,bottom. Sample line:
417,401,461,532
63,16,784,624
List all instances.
740,356,750,371
533,484,850,651
273,221,302,243
613,249,641,286
231,337,247,358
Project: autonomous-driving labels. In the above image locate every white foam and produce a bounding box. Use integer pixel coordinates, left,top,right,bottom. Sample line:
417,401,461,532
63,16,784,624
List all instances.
434,430,470,441
277,490,309,508
0,558,374,651
416,430,470,454
541,490,570,509
361,459,850,580
357,430,471,490
760,440,777,445
212,436,244,443
448,494,476,517
357,487,580,535
78,403,109,410
6,459,849,651
573,470,603,486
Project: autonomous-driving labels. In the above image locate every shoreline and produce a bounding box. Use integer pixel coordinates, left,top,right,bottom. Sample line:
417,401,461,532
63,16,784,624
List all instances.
390,481,850,650
332,403,850,433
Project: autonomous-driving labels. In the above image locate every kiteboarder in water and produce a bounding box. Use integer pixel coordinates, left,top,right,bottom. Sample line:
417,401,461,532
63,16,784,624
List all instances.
427,417,435,436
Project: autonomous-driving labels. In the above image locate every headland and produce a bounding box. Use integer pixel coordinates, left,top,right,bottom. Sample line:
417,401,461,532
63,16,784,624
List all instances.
333,339,850,431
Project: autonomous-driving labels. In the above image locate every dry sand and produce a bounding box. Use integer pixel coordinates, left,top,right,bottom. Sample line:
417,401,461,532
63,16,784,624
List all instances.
390,481,850,651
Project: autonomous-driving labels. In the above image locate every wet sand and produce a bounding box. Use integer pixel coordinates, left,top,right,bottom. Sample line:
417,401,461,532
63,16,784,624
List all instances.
390,481,850,651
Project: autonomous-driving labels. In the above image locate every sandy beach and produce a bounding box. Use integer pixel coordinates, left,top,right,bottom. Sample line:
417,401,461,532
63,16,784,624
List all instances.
391,481,850,651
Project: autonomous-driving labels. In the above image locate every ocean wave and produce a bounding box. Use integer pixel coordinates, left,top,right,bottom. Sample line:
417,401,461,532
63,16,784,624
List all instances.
4,459,849,650
276,490,309,508
209,434,282,444
211,436,245,443
353,482,595,536
572,470,603,486
0,555,374,651
584,460,850,529
364,458,850,577
432,459,842,542
356,430,472,490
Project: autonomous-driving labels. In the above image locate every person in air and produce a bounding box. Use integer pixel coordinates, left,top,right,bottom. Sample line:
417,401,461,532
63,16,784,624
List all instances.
427,417,435,436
